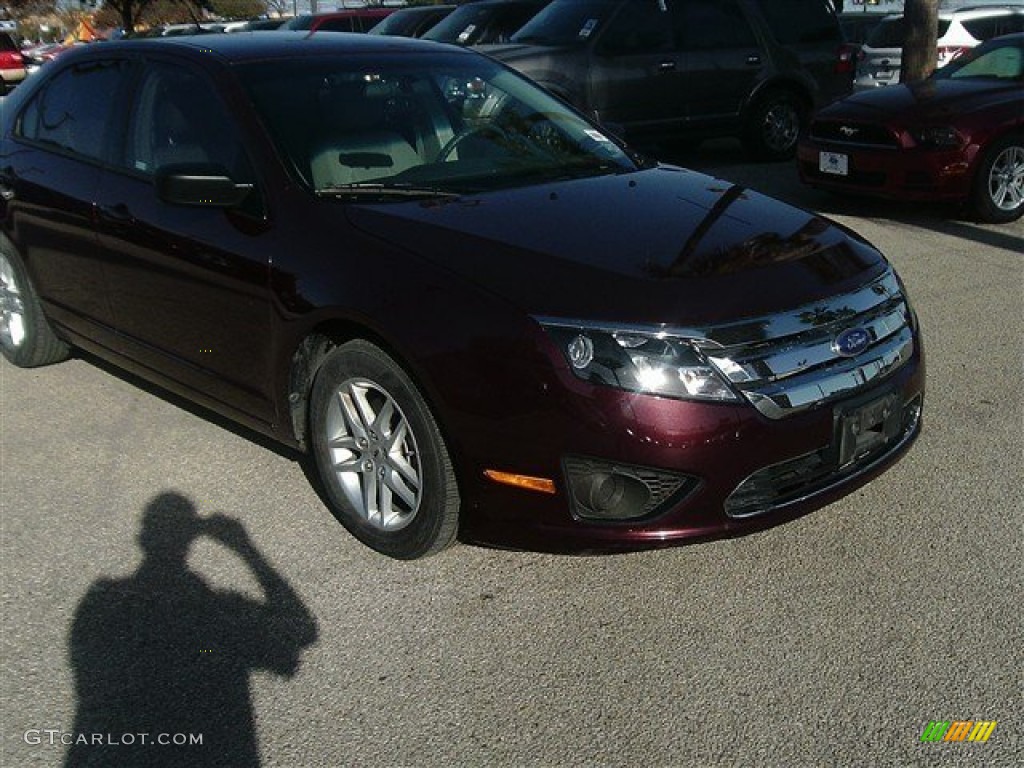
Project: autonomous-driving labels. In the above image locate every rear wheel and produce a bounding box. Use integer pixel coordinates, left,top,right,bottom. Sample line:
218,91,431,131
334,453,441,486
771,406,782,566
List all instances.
0,246,70,367
743,90,806,161
971,134,1024,223
310,340,459,559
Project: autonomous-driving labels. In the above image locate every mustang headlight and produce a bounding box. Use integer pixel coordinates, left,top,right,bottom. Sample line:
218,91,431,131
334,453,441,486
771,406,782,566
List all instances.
540,321,738,402
910,126,963,148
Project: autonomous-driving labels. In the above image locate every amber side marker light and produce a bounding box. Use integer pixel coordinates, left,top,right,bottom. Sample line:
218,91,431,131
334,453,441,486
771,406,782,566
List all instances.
483,470,557,495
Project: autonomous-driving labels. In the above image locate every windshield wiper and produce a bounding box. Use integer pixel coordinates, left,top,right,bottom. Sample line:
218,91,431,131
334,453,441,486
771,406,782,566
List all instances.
316,183,461,201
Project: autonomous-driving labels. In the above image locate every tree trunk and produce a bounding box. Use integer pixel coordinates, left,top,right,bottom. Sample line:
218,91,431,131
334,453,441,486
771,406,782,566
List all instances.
901,0,939,83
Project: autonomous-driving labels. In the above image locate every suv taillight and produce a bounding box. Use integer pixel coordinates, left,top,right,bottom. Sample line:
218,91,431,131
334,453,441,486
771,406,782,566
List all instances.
836,43,858,75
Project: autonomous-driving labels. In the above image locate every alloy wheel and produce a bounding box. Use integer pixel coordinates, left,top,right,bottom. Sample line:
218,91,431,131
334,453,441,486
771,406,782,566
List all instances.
324,378,422,532
762,102,800,155
0,253,26,349
987,145,1024,212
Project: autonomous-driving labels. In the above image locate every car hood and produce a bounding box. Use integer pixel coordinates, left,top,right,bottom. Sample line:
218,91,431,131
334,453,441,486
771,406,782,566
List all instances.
819,78,1018,123
345,166,887,328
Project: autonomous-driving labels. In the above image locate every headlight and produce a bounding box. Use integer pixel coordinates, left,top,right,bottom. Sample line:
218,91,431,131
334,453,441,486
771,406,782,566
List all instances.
539,320,738,402
910,126,963,148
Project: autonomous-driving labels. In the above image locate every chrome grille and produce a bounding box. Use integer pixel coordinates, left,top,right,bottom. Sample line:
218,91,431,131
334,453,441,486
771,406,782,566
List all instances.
701,269,915,419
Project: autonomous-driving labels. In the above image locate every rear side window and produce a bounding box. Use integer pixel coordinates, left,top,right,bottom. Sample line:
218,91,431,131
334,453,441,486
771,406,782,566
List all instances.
0,32,18,51
17,60,129,161
758,0,841,45
961,14,1024,42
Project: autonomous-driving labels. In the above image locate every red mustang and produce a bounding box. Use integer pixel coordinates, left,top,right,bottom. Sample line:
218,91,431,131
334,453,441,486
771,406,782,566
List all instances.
799,33,1024,223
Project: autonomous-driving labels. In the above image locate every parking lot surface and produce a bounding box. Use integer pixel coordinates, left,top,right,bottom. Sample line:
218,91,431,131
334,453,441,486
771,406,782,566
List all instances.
2,142,1021,767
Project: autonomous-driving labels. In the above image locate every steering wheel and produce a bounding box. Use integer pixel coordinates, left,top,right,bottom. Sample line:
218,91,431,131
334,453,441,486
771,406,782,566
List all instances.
436,123,512,163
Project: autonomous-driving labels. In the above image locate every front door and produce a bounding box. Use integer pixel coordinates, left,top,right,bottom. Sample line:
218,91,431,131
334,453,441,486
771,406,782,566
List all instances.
94,57,276,422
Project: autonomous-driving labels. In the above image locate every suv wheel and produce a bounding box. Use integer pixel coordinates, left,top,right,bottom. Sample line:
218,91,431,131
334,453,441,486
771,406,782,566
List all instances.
972,134,1024,224
743,90,806,161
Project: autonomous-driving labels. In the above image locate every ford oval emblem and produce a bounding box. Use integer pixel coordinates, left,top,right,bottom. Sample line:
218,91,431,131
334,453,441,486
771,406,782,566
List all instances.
833,327,871,358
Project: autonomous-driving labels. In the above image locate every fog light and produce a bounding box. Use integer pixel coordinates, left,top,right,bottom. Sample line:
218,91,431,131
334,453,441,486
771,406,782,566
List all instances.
563,455,699,522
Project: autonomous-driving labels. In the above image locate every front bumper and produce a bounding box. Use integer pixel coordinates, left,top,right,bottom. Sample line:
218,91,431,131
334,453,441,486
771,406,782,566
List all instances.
460,324,925,554
798,139,976,203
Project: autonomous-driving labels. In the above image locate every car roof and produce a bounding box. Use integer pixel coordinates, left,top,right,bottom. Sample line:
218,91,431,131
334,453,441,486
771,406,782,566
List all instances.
56,31,466,64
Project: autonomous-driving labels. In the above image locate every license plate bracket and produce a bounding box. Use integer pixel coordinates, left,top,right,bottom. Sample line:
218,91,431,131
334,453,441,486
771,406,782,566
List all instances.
837,392,902,468
820,151,849,176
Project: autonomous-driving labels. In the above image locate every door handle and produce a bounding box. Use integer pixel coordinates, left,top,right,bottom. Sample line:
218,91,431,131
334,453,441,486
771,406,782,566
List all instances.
657,60,676,73
97,203,134,224
746,55,762,66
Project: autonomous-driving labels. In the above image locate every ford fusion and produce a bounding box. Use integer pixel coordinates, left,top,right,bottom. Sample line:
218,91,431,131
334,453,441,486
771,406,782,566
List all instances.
0,34,924,558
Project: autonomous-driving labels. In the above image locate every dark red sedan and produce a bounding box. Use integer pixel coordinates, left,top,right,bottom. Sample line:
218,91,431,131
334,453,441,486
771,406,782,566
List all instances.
799,33,1024,223
0,34,924,558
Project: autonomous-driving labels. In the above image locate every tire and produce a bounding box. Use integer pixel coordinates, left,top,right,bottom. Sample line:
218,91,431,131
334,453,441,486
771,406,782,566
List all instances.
971,134,1024,224
309,340,459,559
743,90,806,161
0,245,70,367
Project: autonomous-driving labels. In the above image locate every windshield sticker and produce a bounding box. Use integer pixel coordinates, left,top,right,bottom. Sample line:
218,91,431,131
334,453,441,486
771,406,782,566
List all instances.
457,24,477,43
578,18,598,39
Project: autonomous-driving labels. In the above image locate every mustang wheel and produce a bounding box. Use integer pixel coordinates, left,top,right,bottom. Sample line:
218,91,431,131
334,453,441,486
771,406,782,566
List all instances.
972,134,1024,223
743,90,806,161
0,246,70,367
310,340,459,559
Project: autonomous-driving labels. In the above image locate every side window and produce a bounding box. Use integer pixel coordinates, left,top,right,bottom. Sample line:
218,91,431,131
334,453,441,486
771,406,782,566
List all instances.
675,1,757,50
319,18,357,32
124,61,253,183
597,0,674,55
17,60,129,161
758,0,841,45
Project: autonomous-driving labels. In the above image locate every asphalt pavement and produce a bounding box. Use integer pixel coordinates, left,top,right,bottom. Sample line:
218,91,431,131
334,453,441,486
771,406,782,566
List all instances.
2,141,1021,767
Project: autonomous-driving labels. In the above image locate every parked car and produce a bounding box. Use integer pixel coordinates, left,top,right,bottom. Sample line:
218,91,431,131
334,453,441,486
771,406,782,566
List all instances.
422,0,547,45
281,8,399,34
856,4,1024,90
485,0,855,159
369,5,456,38
799,33,1024,222
0,31,26,94
243,17,292,31
20,42,77,75
0,33,924,558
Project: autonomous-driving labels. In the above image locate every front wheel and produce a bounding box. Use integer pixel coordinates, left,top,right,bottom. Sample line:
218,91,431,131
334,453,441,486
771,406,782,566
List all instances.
0,246,70,367
310,340,460,559
971,134,1024,223
743,91,806,161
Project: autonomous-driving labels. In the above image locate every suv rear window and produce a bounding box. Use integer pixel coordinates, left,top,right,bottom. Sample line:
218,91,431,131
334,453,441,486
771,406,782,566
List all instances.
867,16,953,48
758,0,840,44
0,31,18,51
961,14,1024,42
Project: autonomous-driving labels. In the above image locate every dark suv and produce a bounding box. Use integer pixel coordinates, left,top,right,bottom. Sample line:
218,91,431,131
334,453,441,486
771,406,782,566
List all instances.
486,0,854,158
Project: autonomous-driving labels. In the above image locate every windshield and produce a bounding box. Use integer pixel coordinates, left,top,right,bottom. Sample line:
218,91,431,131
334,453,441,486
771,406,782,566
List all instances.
933,39,1024,80
238,52,636,199
511,0,618,45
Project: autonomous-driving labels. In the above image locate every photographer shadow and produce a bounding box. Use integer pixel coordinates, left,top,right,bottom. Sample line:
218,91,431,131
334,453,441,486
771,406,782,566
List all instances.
64,492,318,768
